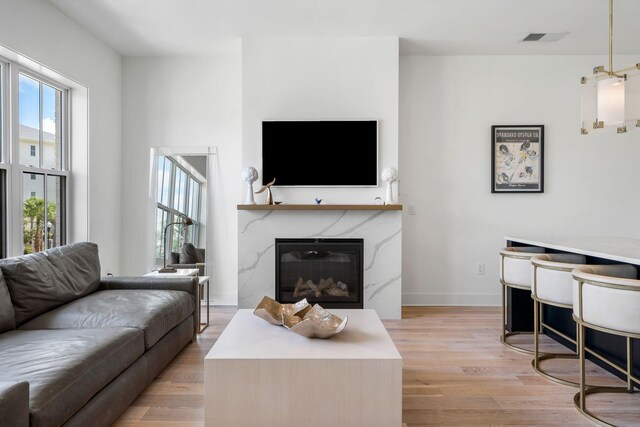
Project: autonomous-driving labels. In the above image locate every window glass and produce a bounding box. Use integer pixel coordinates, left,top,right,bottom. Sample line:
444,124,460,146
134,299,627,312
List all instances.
156,155,165,204
188,178,200,220
42,84,62,170
19,74,40,167
0,170,5,259
159,156,172,207
173,167,187,212
155,207,169,260
192,224,199,247
0,63,2,164
154,157,204,266
22,173,44,254
171,214,183,252
46,175,63,248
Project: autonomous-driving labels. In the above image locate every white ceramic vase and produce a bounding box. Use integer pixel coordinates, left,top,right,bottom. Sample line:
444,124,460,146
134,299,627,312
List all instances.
245,182,256,204
241,166,259,204
385,181,394,205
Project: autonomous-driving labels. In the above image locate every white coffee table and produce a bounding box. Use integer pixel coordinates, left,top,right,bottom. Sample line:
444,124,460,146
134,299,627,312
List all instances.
204,309,402,427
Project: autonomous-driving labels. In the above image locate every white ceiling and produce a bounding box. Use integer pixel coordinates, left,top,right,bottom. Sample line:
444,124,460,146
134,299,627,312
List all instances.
48,0,640,57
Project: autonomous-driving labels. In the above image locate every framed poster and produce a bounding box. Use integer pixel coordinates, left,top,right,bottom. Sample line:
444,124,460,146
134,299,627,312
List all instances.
491,125,544,193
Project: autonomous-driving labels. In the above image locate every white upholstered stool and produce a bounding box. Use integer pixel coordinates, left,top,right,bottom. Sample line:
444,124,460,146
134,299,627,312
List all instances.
530,254,587,386
499,246,545,354
572,264,639,426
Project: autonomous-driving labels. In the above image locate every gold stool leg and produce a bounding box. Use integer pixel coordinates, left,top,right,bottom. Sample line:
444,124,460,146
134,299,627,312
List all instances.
579,323,586,411
533,299,539,369
628,337,633,392
501,282,506,343
500,285,541,356
572,321,640,426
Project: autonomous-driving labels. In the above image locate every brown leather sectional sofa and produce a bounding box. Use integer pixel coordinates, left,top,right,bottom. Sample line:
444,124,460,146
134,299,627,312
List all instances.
0,242,198,426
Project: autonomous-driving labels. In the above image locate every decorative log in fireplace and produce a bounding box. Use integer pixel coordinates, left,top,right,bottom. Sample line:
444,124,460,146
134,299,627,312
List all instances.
293,277,350,298
276,238,363,309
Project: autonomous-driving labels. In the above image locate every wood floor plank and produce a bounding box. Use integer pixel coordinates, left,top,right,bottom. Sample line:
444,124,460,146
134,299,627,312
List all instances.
113,306,639,426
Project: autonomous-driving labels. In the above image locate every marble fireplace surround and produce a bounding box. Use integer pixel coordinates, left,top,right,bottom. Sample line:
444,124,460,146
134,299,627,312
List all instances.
238,208,402,319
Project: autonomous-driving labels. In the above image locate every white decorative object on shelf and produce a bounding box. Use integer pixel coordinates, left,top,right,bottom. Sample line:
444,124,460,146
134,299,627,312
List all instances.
381,167,398,205
241,167,259,205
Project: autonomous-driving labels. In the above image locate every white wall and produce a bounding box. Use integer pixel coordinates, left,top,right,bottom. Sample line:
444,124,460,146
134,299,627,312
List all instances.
0,0,122,273
400,55,640,306
121,50,242,304
242,38,399,204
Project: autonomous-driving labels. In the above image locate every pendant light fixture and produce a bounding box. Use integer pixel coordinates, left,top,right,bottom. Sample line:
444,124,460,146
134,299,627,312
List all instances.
580,0,640,134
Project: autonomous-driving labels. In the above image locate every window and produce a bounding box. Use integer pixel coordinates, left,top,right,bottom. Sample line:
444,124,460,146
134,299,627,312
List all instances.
0,169,5,259
0,62,6,259
154,155,203,266
18,72,67,254
0,59,69,257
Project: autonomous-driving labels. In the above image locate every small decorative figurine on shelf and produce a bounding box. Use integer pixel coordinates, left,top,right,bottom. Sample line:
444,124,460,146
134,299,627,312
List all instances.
314,198,323,205
381,167,398,205
241,166,259,205
255,178,276,205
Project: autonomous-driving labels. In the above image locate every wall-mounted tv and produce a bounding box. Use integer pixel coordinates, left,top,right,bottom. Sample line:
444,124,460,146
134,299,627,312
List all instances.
262,120,378,186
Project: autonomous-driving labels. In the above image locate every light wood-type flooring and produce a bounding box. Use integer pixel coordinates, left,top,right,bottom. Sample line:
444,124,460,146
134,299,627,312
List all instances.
114,306,640,426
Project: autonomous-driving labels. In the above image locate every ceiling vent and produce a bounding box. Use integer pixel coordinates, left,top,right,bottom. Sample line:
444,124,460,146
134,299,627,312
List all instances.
522,32,568,42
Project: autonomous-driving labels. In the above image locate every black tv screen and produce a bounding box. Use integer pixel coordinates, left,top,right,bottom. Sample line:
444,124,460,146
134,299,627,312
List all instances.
262,120,378,186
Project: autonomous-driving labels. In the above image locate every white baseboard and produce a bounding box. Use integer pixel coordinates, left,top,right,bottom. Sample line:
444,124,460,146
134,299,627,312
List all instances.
402,292,501,306
206,292,238,306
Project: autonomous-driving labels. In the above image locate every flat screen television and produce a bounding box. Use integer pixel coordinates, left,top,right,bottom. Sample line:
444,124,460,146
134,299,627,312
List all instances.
262,120,378,186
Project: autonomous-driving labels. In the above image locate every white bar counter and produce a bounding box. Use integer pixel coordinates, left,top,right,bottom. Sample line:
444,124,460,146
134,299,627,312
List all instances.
506,236,640,265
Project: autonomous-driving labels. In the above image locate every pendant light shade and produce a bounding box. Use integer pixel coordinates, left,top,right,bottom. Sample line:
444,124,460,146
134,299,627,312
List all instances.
580,0,640,135
597,77,625,125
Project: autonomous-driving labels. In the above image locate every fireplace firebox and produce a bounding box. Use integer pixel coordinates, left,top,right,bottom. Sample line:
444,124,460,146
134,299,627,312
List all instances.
275,238,364,309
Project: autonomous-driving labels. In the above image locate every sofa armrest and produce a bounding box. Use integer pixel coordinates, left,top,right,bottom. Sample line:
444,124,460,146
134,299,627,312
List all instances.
99,276,199,337
0,381,29,427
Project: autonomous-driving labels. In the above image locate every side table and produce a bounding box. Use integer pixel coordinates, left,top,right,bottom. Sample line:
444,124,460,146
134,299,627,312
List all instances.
197,276,210,333
144,270,209,333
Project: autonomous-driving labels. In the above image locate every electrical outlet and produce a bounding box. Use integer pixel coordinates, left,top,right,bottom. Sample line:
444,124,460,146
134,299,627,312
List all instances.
476,263,485,275
408,204,416,215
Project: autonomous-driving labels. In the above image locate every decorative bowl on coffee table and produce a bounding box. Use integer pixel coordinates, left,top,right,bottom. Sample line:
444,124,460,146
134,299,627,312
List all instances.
282,304,348,339
253,296,311,325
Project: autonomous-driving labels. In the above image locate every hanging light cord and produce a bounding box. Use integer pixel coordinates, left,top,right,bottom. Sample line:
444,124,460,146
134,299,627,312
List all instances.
609,0,613,77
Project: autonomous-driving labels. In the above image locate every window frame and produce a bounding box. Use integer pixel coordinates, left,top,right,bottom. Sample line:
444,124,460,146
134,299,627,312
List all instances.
0,58,71,257
0,58,8,259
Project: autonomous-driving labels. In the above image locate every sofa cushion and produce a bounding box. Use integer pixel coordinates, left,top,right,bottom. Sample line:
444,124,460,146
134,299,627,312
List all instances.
0,269,16,333
20,289,195,349
0,242,100,326
179,243,201,264
0,327,144,427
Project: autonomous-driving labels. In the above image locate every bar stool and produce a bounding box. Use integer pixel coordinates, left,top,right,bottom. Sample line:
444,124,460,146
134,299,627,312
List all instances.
499,246,545,354
572,265,639,426
530,253,587,386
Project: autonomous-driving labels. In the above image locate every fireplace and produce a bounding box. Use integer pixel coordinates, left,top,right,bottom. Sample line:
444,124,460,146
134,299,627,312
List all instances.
275,238,364,309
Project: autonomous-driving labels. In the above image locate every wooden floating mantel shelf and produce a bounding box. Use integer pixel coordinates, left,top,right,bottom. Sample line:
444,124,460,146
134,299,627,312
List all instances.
237,204,403,211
